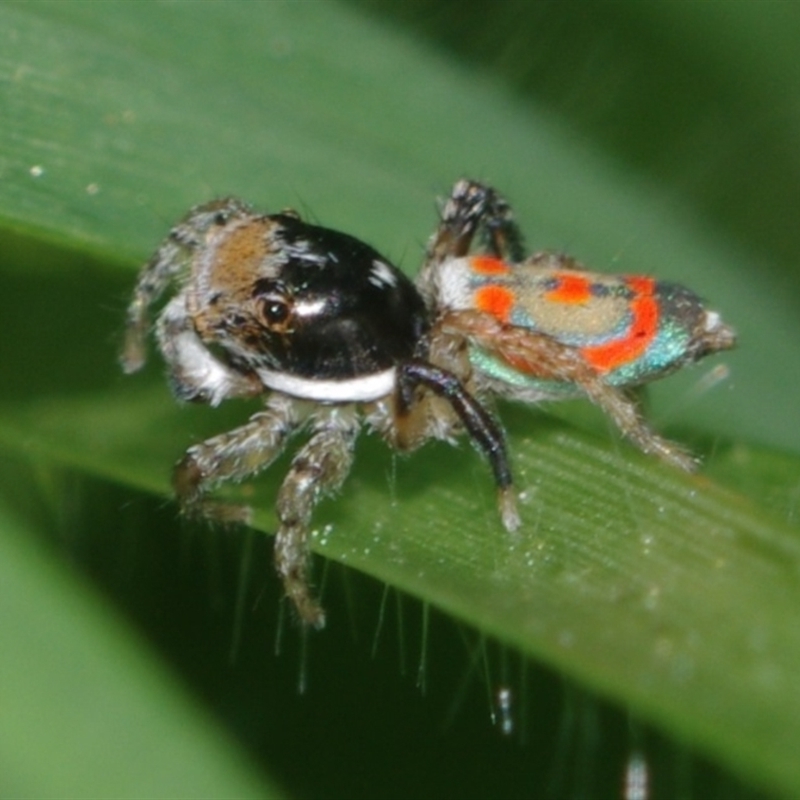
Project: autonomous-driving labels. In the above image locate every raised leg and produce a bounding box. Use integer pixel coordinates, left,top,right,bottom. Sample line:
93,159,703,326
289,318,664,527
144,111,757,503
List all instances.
173,394,299,522
274,410,360,628
425,179,525,267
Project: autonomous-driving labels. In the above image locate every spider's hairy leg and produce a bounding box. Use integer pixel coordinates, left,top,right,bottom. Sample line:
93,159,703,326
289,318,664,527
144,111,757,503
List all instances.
443,310,697,472
578,380,697,471
396,359,520,532
173,394,298,523
120,197,251,373
274,409,359,628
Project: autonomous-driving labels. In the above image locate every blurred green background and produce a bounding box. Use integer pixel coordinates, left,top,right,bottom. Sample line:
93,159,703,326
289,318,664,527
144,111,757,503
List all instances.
1,2,799,798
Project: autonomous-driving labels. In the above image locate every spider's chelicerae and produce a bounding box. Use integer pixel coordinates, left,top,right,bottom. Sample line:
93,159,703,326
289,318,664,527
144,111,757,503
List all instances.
121,180,736,627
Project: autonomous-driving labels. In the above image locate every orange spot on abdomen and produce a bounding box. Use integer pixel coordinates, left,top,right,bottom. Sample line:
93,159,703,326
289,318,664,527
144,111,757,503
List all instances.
470,256,511,275
546,273,593,304
475,285,515,324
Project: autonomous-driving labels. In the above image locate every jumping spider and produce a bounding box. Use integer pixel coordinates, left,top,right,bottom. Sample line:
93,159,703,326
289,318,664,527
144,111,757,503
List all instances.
121,181,736,627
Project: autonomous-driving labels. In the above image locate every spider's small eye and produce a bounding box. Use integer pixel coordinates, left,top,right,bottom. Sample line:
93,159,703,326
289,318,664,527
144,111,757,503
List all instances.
213,211,228,226
257,294,292,330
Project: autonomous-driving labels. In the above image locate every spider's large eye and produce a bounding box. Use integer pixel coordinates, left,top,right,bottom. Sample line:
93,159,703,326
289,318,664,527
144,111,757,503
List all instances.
256,292,292,332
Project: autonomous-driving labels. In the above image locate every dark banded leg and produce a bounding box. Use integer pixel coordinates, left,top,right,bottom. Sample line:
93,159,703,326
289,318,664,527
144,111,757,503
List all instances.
397,359,519,531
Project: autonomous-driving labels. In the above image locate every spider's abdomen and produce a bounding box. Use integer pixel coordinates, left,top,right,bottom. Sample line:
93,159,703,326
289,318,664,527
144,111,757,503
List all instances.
436,252,735,393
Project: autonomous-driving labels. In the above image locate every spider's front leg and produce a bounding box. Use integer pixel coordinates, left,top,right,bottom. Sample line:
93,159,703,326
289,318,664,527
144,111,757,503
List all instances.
120,197,252,373
274,409,360,629
173,394,298,523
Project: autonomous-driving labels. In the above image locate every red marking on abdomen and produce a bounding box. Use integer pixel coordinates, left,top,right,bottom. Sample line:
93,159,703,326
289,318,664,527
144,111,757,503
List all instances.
470,256,511,275
546,273,593,304
581,276,659,372
475,285,515,324
625,275,655,295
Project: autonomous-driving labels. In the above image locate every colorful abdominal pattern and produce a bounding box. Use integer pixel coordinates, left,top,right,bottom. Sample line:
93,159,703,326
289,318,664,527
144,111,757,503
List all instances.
469,257,662,378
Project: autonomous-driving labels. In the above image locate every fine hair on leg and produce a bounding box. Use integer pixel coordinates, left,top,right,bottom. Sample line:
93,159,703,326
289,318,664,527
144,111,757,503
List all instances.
274,409,359,628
